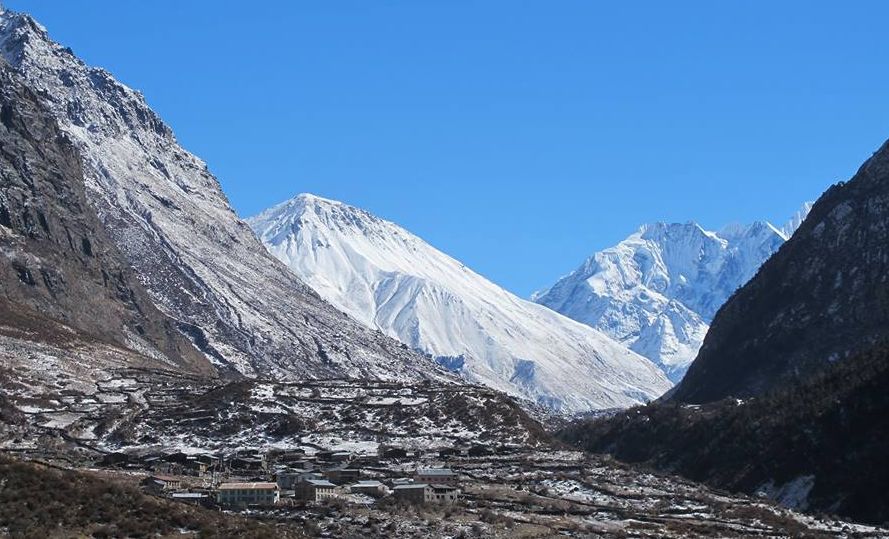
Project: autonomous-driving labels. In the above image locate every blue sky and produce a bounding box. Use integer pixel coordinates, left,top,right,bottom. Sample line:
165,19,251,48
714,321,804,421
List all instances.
9,1,889,296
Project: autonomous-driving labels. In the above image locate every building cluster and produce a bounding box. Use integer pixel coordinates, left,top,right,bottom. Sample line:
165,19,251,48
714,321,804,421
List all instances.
132,446,466,509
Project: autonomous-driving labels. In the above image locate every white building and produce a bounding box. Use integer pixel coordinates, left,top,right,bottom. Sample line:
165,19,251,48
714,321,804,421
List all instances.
393,483,460,504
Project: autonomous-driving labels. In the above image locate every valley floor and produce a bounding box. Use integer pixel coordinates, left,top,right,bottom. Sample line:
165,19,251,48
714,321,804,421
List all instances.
2,447,882,538
0,356,884,538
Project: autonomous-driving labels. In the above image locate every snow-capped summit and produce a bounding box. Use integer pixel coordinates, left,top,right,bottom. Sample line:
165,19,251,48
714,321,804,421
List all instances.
249,194,673,412
533,205,813,382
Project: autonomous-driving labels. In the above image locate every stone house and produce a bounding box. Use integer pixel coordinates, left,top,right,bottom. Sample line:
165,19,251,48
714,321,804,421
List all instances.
349,480,387,497
323,466,360,485
141,474,182,494
393,483,429,504
276,469,322,490
297,479,338,502
428,484,460,503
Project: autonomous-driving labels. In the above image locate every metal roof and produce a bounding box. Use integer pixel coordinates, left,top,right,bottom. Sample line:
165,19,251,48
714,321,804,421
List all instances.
305,479,336,487
217,482,278,490
150,474,180,482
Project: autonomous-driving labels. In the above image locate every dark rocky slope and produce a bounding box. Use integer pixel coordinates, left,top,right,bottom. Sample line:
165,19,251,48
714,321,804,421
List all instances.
561,139,889,525
673,140,889,403
0,60,210,375
561,338,889,524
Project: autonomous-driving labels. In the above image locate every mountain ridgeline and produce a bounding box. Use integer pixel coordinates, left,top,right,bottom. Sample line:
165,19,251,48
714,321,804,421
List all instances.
561,139,889,525
0,6,670,414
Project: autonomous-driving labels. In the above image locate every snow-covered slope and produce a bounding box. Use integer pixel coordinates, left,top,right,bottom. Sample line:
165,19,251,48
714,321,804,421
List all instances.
248,194,672,412
0,9,444,383
533,205,813,382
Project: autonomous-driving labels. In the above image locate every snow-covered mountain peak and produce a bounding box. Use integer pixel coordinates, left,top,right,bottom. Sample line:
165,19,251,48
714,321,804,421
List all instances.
250,195,672,412
0,9,43,38
718,202,814,243
782,201,815,238
253,193,499,304
637,221,729,254
256,193,395,243
0,8,176,145
0,11,48,64
265,193,347,215
296,192,346,206
534,205,813,382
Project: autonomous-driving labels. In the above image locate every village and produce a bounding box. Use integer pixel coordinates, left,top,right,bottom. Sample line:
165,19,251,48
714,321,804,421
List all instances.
129,444,467,509
61,440,883,538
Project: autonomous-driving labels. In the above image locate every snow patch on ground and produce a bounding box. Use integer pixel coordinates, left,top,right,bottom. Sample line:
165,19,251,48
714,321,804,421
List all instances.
757,475,816,510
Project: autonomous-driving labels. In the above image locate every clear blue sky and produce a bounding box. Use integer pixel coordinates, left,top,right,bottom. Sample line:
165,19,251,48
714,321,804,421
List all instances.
9,1,889,296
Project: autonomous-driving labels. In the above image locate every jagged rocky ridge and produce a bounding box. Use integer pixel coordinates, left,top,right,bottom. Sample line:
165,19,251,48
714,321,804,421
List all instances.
560,138,889,525
533,207,811,382
0,8,446,383
249,194,672,412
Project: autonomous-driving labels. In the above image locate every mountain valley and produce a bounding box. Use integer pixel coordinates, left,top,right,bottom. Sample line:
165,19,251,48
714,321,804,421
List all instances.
0,3,887,538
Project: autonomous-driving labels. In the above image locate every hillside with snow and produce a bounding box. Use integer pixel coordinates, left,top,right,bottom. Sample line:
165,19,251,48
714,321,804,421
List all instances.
249,194,672,412
0,9,444,383
533,205,812,382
